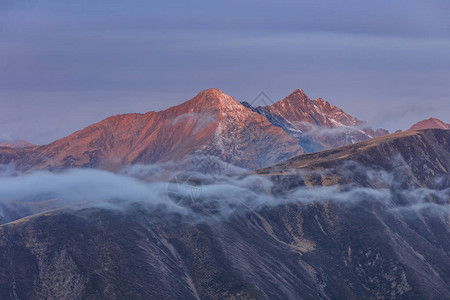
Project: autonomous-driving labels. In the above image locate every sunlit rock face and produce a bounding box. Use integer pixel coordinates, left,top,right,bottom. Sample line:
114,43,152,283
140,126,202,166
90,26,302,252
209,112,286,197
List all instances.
0,88,394,172
0,89,302,171
243,89,389,152
0,129,448,299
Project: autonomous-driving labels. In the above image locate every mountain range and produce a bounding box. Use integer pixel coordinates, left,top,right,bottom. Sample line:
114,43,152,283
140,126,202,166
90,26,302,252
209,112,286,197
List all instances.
2,88,446,172
0,88,392,171
243,89,388,152
0,88,449,299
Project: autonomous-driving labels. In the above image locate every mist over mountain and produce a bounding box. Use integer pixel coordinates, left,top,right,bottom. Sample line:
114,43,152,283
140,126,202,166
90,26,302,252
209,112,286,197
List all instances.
0,127,449,299
2,0,449,298
0,88,448,300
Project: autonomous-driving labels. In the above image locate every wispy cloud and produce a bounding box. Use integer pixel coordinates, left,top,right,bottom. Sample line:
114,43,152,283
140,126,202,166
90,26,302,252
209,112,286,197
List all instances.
0,161,448,224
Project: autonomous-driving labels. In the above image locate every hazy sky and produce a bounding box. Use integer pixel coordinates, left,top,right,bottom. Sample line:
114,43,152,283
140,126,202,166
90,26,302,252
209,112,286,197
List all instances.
1,0,449,144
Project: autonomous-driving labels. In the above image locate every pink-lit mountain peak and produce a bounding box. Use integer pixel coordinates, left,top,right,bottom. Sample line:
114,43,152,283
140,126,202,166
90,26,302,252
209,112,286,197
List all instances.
173,88,251,116
0,88,302,171
409,117,450,131
263,89,372,128
262,89,331,127
313,98,340,113
195,88,226,98
269,88,312,108
243,88,390,151
190,88,236,105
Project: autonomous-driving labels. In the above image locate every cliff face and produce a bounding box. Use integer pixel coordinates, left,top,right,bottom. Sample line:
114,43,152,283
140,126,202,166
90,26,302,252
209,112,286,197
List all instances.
0,129,448,299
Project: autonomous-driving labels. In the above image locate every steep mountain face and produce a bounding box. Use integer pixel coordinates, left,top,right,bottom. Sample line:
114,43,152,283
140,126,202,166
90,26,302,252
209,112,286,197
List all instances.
0,89,302,170
0,88,391,171
0,129,448,299
409,117,449,131
264,89,334,129
243,89,388,152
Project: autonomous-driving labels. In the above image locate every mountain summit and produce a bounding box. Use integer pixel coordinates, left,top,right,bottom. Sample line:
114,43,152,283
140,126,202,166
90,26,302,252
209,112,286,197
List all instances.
265,89,330,128
409,117,450,131
0,88,392,171
0,89,302,170
243,89,388,152
182,88,242,110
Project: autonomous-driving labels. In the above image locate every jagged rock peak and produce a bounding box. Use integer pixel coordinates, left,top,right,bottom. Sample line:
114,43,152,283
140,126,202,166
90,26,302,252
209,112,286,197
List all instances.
196,88,225,98
313,98,342,113
285,88,309,99
189,88,242,109
313,97,328,106
291,88,307,95
268,88,311,108
313,98,332,110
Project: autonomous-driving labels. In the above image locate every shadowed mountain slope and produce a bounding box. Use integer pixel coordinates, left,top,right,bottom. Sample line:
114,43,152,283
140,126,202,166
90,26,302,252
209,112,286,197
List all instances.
0,129,448,299
258,128,450,178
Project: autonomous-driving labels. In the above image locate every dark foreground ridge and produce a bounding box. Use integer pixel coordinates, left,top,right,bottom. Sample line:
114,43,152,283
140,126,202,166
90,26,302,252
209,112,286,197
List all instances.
258,128,450,176
0,129,449,299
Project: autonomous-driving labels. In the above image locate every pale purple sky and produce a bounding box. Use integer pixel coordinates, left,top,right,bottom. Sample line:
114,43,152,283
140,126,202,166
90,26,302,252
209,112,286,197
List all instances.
1,0,449,144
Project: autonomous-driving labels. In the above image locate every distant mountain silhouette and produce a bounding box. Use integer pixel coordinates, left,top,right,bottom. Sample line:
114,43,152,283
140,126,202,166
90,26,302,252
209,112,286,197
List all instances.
409,117,449,131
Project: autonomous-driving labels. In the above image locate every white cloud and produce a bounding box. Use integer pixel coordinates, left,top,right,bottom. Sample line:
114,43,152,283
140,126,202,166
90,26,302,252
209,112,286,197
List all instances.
0,162,448,224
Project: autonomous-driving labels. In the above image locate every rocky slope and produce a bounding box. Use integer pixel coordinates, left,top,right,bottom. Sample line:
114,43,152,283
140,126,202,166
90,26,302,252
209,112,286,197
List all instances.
1,88,392,171
243,89,388,152
0,129,448,299
0,89,301,171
